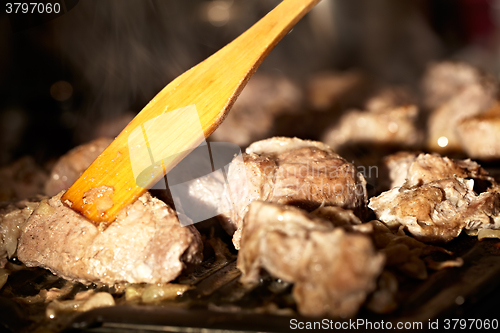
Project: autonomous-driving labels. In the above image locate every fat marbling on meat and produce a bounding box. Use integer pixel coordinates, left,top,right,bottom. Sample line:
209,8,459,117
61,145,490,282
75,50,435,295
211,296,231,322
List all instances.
215,137,367,249
237,201,384,318
17,191,203,285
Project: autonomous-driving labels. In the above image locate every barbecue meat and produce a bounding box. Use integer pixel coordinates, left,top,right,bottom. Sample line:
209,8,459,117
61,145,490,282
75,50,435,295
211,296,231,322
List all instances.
364,86,417,112
17,191,203,285
457,103,500,160
405,154,492,186
45,137,113,196
422,62,498,153
307,70,368,111
380,151,419,190
427,84,497,152
0,200,39,260
371,153,499,241
369,178,500,242
217,137,367,249
421,61,497,110
237,201,384,318
322,105,422,151
381,152,494,190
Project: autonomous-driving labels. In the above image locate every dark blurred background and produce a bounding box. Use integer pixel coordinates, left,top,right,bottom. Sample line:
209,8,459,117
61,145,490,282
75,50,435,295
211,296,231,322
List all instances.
0,0,499,166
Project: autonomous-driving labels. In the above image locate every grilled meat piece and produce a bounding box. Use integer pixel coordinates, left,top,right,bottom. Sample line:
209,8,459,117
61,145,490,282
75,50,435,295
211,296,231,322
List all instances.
322,105,422,151
421,61,497,110
364,86,417,112
371,153,499,242
382,152,494,190
306,70,368,111
45,137,113,196
380,151,419,190
17,191,203,285
427,84,497,153
218,137,367,249
405,154,493,187
0,200,39,260
369,178,500,242
238,201,384,318
457,103,500,160
422,62,498,153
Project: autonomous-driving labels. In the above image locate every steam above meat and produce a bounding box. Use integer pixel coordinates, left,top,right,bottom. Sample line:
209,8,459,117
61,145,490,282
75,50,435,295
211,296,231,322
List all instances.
17,192,203,285
237,201,384,318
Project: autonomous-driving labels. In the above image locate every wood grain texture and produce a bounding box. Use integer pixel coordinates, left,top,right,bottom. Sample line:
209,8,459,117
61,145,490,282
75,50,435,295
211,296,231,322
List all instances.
62,0,321,224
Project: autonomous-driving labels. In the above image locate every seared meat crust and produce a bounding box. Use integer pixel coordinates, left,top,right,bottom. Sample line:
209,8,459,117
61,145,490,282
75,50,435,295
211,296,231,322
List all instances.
369,178,500,242
238,201,384,317
18,192,203,285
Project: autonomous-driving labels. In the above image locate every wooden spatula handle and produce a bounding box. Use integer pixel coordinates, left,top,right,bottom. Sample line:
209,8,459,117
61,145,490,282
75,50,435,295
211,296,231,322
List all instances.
62,0,321,224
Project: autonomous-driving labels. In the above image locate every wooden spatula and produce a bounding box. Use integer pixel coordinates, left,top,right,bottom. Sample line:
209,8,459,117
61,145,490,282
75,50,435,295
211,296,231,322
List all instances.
62,0,321,224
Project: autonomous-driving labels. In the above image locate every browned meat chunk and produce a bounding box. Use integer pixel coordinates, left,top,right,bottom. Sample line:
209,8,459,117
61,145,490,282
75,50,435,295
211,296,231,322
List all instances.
237,201,384,318
405,154,492,186
369,178,500,242
17,192,203,285
45,137,113,196
382,152,493,190
210,74,303,147
371,153,499,242
457,103,500,160
0,200,39,260
380,151,418,190
218,137,367,249
421,61,497,110
364,86,416,112
322,105,422,151
422,62,498,153
307,70,368,111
